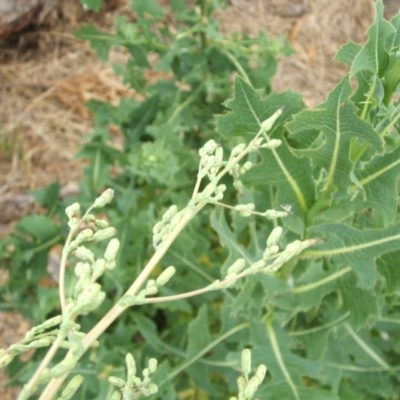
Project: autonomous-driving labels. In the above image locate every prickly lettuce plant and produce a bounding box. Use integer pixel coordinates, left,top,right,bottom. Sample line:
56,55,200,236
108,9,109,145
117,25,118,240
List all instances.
2,1,400,399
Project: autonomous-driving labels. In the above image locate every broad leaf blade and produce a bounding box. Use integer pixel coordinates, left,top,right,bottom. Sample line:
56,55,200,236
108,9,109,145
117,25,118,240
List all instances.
287,78,384,194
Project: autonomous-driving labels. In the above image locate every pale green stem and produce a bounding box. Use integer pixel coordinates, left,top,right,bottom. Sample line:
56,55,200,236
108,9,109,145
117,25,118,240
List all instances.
344,323,390,370
289,312,350,336
21,334,65,399
293,267,352,293
266,319,300,400
158,323,249,387
223,50,252,86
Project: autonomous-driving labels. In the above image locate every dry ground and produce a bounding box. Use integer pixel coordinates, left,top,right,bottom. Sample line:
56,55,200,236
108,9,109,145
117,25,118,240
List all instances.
0,0,398,397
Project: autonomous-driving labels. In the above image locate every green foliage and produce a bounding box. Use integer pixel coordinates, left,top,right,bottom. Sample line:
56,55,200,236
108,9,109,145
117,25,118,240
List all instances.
2,0,400,399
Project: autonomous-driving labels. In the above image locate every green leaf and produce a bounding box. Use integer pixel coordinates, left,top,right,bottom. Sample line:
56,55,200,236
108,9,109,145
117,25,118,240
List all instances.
131,0,166,18
350,0,394,77
16,215,59,242
351,146,400,226
74,25,114,61
287,78,384,193
305,221,400,288
186,305,217,393
376,250,400,294
210,208,256,274
217,77,314,227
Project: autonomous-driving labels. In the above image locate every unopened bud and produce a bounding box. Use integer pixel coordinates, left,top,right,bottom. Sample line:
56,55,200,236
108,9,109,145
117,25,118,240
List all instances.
110,391,122,400
61,375,84,399
156,266,176,286
65,203,80,219
51,358,78,378
126,352,136,378
95,219,109,229
237,375,246,392
241,349,251,378
73,247,95,263
0,354,13,368
227,259,246,275
148,358,158,374
233,180,243,195
230,143,246,158
266,226,283,247
235,203,255,217
263,245,279,260
261,139,282,149
244,376,260,398
255,364,267,382
162,205,178,222
92,227,116,242
104,238,120,262
28,338,52,349
75,229,94,243
260,107,283,133
108,376,126,388
93,188,114,208
263,209,290,219
200,140,219,156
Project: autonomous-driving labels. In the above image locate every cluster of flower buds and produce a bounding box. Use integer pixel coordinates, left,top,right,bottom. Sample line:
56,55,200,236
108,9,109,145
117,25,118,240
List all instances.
0,315,63,370
230,349,267,400
69,238,120,317
198,140,225,180
267,237,323,272
109,353,158,399
152,205,185,250
119,266,176,307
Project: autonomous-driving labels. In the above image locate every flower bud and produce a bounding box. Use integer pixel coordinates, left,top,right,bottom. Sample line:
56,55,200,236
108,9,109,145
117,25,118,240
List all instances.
227,259,246,275
237,375,246,392
95,219,109,229
104,238,120,262
233,180,243,195
263,245,279,260
51,357,78,378
255,364,267,382
207,280,220,291
61,375,84,399
263,209,290,219
108,376,126,388
266,226,283,247
230,143,246,158
73,247,95,263
148,358,158,374
28,338,52,349
162,205,178,222
249,259,266,273
0,353,14,368
261,139,282,149
126,352,136,378
74,262,91,279
235,203,255,217
110,391,122,400
144,383,158,395
92,227,116,242
92,259,106,280
65,203,80,219
200,140,219,156
93,188,114,208
260,107,283,133
156,266,176,286
75,229,94,243
241,349,251,378
244,376,260,398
